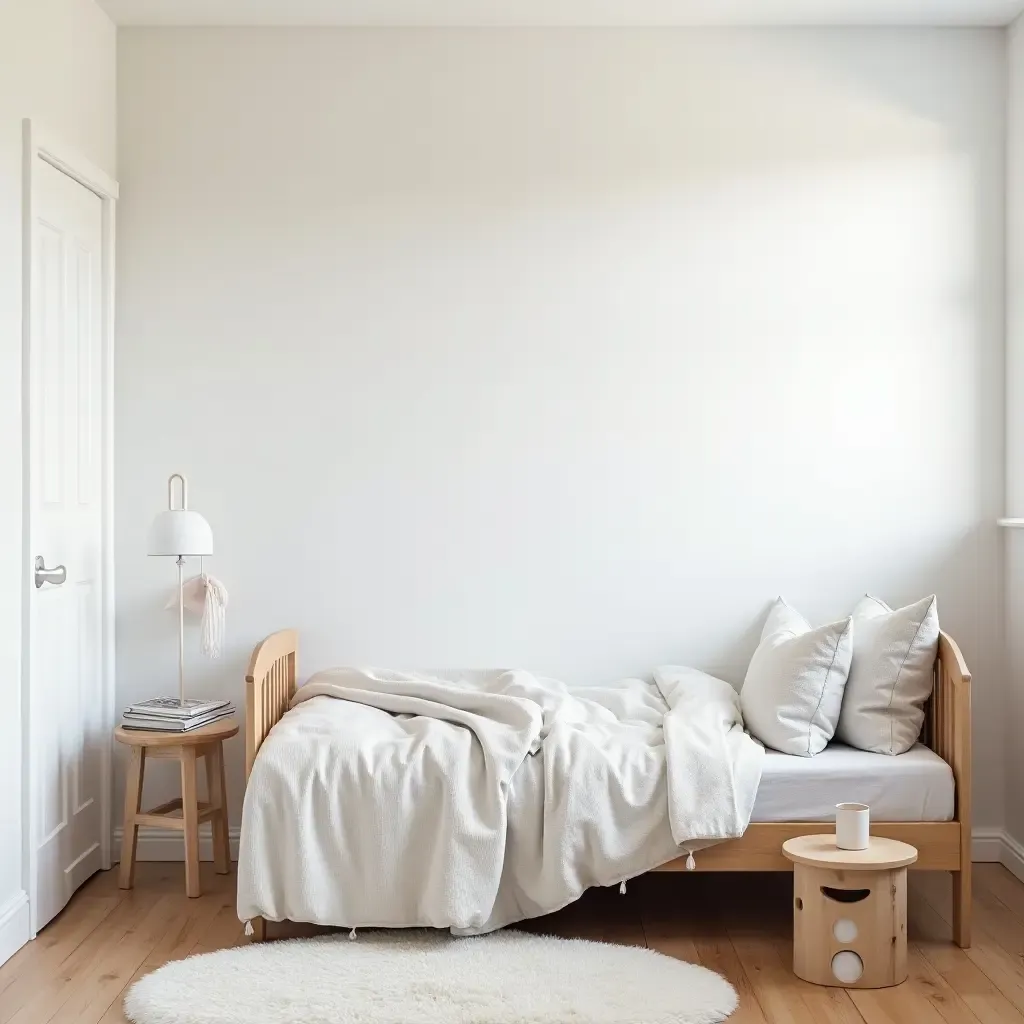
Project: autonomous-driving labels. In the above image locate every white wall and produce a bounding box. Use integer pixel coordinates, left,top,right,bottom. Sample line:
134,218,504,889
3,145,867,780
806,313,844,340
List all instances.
116,27,1007,833
0,0,116,938
1005,18,1024,851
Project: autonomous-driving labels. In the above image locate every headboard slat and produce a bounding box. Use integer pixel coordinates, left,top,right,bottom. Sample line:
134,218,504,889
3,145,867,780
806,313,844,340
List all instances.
245,629,299,779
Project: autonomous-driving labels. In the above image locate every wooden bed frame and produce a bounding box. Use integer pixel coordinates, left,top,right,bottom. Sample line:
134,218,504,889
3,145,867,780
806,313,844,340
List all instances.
243,628,973,947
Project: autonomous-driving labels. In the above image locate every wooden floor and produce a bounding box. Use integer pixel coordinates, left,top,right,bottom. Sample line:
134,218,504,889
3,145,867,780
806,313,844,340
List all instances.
11,862,1024,1022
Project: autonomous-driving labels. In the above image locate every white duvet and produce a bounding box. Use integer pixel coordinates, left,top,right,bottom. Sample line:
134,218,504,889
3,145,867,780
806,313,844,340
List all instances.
237,666,763,934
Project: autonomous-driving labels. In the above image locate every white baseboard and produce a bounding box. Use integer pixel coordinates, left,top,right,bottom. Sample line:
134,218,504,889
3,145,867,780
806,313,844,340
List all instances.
113,826,240,862
0,892,30,968
1000,831,1024,880
972,828,1006,863
110,825,1023,877
971,827,1024,882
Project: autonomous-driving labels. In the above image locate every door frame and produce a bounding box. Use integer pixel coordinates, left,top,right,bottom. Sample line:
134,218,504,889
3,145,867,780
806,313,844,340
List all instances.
21,119,118,938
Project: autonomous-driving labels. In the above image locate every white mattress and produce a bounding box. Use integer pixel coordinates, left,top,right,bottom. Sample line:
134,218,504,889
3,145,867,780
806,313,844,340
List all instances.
751,743,954,822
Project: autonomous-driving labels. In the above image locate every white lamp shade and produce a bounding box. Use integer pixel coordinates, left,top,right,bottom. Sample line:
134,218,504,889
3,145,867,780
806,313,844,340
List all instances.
148,509,214,556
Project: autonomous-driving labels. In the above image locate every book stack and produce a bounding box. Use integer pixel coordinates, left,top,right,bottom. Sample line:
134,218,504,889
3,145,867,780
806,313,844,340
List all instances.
121,697,235,732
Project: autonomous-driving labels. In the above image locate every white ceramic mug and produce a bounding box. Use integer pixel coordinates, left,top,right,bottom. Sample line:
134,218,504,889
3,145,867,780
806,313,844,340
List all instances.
835,802,870,851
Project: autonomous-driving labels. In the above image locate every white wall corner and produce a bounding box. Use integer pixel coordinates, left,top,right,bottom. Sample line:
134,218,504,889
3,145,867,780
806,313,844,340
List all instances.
992,829,1024,881
1007,6,1024,856
972,828,1024,884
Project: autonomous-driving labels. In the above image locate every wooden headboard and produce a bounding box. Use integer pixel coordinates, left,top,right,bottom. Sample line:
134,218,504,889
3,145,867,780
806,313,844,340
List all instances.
244,628,298,779
928,631,972,850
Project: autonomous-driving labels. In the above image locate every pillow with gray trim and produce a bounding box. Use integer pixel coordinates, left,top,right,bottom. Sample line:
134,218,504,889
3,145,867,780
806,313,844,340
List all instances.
835,594,939,755
740,597,853,757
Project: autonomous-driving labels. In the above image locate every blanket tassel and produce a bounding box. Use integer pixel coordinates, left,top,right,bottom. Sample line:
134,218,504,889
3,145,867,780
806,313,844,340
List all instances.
349,928,358,941
685,851,696,871
619,880,627,895
243,920,254,937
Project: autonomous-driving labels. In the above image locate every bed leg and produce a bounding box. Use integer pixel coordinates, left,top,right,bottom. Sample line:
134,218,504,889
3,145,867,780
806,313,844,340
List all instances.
249,916,267,943
952,865,971,948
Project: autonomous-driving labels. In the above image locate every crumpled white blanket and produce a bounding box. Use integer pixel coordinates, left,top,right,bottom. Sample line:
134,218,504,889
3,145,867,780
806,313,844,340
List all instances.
236,665,763,934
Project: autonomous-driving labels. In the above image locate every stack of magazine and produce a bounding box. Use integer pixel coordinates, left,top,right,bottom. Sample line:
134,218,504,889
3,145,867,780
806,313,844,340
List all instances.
121,697,235,732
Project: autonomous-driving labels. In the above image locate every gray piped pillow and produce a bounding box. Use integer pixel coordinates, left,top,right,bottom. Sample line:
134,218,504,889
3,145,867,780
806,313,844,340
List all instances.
835,594,939,755
740,598,854,757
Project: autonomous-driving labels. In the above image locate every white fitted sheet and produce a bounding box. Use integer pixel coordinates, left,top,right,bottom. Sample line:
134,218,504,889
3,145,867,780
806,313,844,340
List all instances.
751,742,954,822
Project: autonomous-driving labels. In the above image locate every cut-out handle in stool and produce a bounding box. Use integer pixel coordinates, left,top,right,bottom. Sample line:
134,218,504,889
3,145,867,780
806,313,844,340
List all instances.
821,886,871,904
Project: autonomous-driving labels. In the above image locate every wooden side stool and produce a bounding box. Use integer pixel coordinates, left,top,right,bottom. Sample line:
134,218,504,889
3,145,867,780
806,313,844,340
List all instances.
782,834,918,989
115,718,238,898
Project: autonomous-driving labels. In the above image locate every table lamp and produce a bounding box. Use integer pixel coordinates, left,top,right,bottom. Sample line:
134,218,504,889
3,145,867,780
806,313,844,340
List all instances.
148,473,213,705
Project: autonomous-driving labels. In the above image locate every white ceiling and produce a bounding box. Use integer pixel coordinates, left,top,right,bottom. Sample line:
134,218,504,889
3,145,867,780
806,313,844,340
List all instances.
97,0,1024,28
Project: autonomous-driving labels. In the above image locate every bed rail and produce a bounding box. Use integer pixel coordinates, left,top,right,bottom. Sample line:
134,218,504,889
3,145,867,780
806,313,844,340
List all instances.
244,628,298,780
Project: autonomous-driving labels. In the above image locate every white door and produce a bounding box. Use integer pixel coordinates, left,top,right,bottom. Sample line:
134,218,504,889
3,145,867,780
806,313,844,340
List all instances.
28,157,105,931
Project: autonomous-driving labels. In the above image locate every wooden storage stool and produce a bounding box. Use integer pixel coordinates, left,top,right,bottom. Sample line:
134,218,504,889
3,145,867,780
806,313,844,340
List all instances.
782,834,918,989
115,719,238,897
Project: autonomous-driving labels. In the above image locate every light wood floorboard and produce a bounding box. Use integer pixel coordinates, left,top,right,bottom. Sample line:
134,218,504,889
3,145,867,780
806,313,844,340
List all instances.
9,863,1024,1022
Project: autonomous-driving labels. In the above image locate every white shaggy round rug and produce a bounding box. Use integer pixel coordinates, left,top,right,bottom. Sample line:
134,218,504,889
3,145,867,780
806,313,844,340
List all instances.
124,929,736,1024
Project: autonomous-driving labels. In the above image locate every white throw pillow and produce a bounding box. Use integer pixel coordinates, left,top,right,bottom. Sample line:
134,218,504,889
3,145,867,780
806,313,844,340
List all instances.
740,598,854,757
836,594,939,755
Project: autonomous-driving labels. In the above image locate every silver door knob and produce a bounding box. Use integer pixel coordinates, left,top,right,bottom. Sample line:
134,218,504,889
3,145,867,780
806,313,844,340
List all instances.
34,556,66,589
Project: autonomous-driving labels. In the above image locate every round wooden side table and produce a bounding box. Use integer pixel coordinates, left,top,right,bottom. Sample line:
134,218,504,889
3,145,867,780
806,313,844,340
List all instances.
115,718,238,898
782,834,918,989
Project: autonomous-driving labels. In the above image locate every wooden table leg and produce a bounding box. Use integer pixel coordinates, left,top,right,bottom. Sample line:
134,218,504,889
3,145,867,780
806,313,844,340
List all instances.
180,747,201,897
119,746,145,890
207,741,231,875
